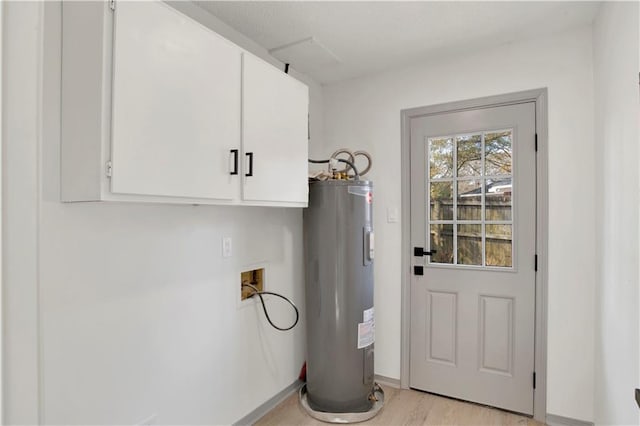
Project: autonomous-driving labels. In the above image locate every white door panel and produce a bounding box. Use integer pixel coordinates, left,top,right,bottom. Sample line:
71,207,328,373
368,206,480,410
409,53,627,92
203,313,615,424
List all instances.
242,54,308,203
410,102,536,415
110,1,240,200
426,291,457,365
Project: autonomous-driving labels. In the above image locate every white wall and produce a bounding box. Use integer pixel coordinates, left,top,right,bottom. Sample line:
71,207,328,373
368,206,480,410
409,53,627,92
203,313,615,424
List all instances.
3,2,322,424
2,2,42,423
321,26,596,421
593,3,640,425
0,1,5,422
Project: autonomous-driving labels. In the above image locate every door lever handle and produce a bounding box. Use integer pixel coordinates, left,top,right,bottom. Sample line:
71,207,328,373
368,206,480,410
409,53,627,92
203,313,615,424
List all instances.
414,247,437,257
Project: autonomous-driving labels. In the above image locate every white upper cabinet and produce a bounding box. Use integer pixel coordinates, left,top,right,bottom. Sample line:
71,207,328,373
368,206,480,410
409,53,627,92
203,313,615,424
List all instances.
242,54,309,204
61,1,308,207
110,2,240,200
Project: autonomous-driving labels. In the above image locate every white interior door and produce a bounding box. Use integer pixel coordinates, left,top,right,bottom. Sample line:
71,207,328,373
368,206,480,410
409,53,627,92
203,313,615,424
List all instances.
409,102,536,415
242,54,308,203
110,1,241,200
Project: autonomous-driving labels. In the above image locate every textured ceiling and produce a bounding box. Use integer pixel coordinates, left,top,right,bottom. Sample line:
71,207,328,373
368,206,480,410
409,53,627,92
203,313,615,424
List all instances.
196,1,600,84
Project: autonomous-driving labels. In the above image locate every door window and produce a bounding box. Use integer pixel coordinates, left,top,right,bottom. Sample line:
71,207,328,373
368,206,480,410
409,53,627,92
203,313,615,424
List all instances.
427,130,513,268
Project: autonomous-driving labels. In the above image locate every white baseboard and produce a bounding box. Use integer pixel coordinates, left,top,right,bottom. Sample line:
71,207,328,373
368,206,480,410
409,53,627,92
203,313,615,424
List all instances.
374,374,401,388
233,380,303,426
546,413,594,426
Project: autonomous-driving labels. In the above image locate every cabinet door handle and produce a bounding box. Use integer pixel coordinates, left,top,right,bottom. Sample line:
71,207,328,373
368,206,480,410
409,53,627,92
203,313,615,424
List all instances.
230,149,239,175
245,152,254,177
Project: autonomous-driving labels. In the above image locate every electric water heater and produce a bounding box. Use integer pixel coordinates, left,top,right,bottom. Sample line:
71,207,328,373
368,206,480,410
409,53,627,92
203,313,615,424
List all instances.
303,179,376,413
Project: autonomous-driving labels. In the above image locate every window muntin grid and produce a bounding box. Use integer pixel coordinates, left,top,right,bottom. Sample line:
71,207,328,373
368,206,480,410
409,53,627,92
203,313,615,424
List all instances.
427,129,514,268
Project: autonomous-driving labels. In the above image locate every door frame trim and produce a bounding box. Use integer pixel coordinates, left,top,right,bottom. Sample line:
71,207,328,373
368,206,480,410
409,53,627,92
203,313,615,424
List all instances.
400,88,548,421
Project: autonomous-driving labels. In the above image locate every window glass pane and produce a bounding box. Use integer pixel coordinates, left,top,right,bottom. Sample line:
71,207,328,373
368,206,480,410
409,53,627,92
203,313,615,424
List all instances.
457,224,482,266
485,131,512,176
430,181,453,220
485,178,512,221
430,224,453,264
426,129,516,271
429,137,454,179
456,134,482,177
457,180,482,220
486,225,512,267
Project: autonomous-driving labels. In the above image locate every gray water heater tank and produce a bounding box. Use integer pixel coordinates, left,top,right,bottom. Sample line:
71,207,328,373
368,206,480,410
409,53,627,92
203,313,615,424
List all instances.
303,180,375,413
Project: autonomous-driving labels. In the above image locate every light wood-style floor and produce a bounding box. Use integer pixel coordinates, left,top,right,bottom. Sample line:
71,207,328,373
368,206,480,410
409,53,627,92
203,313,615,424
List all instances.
256,385,544,426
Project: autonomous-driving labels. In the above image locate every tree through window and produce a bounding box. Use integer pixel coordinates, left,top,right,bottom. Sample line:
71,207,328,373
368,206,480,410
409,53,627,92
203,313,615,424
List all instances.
427,129,514,268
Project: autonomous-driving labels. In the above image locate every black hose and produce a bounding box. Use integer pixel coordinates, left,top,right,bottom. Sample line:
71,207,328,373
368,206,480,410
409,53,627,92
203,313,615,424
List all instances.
308,158,360,180
242,283,299,331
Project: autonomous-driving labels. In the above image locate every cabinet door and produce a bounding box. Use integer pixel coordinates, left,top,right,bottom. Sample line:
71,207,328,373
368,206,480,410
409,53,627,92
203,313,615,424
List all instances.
110,1,241,200
242,54,309,204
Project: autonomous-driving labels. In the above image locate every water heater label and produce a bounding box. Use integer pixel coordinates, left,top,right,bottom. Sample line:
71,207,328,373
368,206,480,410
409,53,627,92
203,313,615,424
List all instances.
358,308,375,349
348,186,371,197
363,307,374,322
